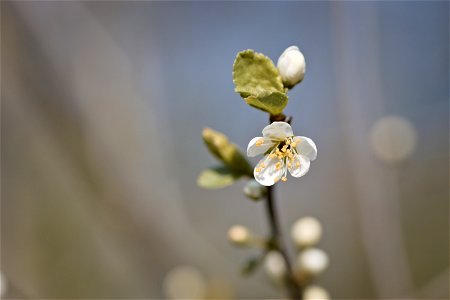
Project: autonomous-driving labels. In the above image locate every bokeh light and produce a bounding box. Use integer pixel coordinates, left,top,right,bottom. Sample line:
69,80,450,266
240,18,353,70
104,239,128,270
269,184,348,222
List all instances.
163,265,206,299
369,115,417,164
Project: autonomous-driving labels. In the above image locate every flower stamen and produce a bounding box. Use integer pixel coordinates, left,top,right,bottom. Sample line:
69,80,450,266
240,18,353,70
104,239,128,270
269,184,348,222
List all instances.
255,138,265,146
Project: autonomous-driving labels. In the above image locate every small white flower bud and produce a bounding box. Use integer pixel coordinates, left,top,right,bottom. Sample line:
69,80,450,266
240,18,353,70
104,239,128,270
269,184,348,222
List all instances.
277,45,306,88
243,179,266,200
290,217,322,248
227,225,251,246
303,285,330,300
264,251,287,283
297,248,329,275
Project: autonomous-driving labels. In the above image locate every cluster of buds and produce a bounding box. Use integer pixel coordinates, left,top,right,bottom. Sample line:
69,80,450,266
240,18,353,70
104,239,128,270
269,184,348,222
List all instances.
261,217,330,299
291,217,330,299
227,217,330,299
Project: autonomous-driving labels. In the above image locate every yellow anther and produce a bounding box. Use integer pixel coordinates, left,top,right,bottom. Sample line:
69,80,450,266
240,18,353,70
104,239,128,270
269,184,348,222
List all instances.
260,163,266,168
288,153,294,159
296,162,301,167
286,139,291,145
275,162,282,170
274,177,280,183
291,142,297,148
269,154,276,159
255,139,264,146
255,167,261,173
287,162,292,168
281,176,287,182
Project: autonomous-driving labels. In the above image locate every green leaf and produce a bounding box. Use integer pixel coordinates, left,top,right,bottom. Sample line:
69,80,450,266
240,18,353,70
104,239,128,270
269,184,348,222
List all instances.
202,128,253,176
241,256,263,276
245,91,288,115
233,49,288,115
233,49,284,96
197,166,241,189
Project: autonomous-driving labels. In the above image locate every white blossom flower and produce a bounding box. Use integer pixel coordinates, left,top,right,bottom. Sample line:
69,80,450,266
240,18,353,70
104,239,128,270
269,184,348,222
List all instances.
247,122,317,186
277,46,306,88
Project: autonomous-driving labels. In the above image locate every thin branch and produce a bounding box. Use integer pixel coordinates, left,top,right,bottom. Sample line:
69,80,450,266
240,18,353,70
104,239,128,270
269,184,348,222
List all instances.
266,185,302,300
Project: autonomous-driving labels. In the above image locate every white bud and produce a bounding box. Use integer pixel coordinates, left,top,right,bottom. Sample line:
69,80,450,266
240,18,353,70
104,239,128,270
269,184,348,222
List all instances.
227,225,251,246
297,248,329,275
277,45,306,88
291,217,322,248
303,285,330,300
243,179,265,200
264,251,287,283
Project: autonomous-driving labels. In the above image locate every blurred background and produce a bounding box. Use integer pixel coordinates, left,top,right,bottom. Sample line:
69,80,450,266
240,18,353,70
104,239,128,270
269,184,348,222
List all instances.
1,1,448,299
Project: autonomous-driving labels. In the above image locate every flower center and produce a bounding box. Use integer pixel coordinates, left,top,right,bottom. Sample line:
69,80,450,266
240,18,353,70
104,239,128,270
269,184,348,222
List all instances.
271,137,298,160
255,137,301,184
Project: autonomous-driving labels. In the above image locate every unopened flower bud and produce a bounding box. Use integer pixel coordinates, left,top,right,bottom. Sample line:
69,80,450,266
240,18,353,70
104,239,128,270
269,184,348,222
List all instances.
291,217,322,248
297,248,329,276
277,46,306,88
243,179,266,201
303,285,330,300
264,251,287,283
227,225,251,246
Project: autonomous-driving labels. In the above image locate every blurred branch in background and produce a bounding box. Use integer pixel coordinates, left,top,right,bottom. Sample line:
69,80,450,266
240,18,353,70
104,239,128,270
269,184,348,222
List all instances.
2,2,240,298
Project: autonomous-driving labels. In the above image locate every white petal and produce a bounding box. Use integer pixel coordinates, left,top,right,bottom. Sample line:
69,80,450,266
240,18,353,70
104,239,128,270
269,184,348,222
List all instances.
288,154,310,178
262,122,293,140
247,137,275,157
295,136,317,161
254,155,284,186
